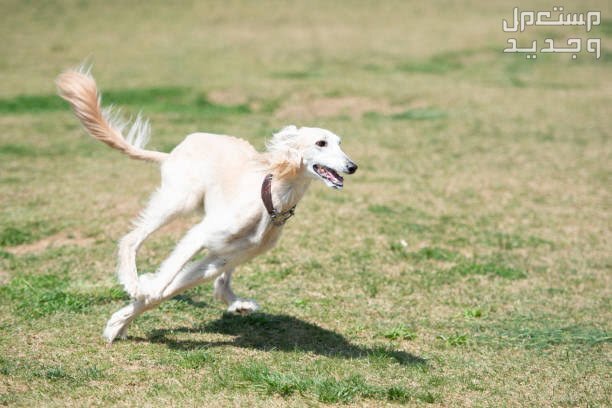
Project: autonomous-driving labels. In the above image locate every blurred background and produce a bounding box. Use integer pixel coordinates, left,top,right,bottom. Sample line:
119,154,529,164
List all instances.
0,1,610,406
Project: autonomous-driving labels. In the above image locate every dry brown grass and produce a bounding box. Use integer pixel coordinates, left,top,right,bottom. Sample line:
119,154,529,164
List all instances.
0,0,610,406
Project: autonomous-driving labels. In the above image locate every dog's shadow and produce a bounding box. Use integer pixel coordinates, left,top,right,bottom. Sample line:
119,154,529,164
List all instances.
146,311,425,366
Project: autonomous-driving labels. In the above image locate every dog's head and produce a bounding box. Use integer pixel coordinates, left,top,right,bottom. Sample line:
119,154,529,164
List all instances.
267,126,358,189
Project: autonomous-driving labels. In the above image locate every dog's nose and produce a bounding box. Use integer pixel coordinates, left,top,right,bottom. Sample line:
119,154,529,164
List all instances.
346,162,358,174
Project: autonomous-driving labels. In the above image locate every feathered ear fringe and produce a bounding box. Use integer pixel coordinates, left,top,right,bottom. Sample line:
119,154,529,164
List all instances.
262,125,303,180
269,149,303,180
265,125,299,153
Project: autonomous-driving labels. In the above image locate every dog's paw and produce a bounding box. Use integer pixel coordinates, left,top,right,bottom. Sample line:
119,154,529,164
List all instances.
227,299,259,315
103,308,131,344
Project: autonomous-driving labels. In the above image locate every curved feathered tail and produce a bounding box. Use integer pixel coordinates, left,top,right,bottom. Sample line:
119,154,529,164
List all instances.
55,66,168,163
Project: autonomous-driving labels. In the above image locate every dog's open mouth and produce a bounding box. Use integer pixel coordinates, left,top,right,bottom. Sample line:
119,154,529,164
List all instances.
313,164,344,188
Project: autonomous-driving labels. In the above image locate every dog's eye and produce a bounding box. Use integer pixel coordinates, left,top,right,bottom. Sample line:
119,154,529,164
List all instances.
316,140,327,147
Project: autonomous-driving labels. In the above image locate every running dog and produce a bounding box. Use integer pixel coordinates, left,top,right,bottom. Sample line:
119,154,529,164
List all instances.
56,66,358,343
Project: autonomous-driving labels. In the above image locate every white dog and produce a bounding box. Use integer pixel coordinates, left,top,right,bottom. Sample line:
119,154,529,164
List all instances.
56,67,358,343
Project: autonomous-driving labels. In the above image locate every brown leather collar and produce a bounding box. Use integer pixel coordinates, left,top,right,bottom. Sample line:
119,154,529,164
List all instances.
261,173,296,226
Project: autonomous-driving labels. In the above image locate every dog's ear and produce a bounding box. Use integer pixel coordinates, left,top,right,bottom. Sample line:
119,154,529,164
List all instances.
266,125,304,177
271,147,304,179
267,125,300,152
274,125,299,140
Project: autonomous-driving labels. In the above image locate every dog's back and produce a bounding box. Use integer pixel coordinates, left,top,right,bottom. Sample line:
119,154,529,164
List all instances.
162,132,263,212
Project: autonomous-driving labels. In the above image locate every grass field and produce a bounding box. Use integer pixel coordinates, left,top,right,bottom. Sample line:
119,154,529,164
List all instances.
1,0,610,406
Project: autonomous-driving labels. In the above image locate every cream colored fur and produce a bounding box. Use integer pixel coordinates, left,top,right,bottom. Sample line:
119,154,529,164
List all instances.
56,66,357,343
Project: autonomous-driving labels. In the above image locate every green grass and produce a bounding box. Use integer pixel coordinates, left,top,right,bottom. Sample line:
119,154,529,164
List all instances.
391,108,447,121
0,94,67,114
235,363,432,404
0,0,610,406
271,70,323,79
383,325,418,341
598,18,612,36
0,226,35,246
1,273,127,318
475,317,612,350
464,308,484,318
364,108,447,121
0,143,42,157
175,349,215,369
0,222,59,247
449,260,526,280
0,87,251,117
399,52,464,74
367,204,394,215
407,246,461,262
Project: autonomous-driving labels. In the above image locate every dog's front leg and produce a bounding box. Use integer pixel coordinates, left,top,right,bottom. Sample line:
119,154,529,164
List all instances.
213,270,260,315
213,269,237,304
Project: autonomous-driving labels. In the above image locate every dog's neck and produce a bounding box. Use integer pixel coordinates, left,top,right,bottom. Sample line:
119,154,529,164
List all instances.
258,149,311,213
270,170,311,213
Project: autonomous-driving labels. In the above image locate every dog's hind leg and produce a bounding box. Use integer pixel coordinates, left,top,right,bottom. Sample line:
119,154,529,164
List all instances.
213,270,259,315
104,254,227,343
117,187,199,299
103,300,151,342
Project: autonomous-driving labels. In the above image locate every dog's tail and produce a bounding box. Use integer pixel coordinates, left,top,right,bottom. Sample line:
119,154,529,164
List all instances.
55,65,168,163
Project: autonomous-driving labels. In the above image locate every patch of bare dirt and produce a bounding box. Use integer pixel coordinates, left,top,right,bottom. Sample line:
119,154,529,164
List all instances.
208,89,249,106
5,231,95,256
0,269,9,285
274,95,405,120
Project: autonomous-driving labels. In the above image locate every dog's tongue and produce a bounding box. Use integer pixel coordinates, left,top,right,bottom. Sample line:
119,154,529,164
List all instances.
322,166,343,184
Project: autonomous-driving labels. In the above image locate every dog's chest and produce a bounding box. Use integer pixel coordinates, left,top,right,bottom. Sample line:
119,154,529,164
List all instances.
243,220,283,257
221,213,283,258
